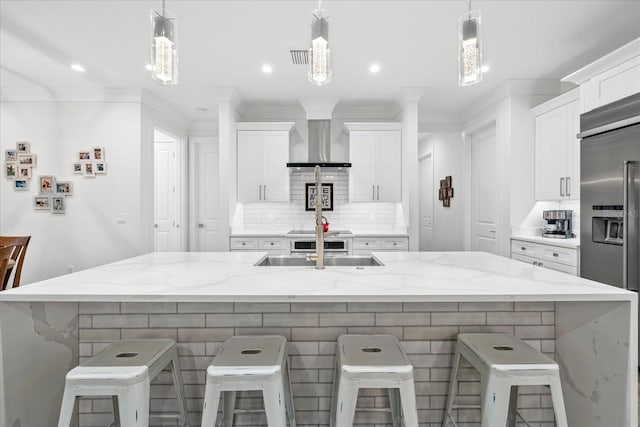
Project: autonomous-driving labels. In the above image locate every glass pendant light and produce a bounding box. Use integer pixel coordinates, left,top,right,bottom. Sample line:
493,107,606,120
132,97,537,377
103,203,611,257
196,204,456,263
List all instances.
458,0,482,86
308,1,331,86
150,0,178,85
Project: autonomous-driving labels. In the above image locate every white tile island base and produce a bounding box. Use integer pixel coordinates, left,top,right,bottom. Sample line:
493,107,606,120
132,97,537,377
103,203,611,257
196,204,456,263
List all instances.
0,252,636,427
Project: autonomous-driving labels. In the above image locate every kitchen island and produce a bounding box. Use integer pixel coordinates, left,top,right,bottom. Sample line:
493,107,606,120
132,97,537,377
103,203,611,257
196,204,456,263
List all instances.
0,251,636,427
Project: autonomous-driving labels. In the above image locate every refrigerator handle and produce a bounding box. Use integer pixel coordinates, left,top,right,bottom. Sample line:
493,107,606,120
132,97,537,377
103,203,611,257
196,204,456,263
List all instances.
623,161,639,291
560,177,565,197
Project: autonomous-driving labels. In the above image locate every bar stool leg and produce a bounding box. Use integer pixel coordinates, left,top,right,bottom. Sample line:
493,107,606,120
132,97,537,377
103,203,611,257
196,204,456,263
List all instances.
329,359,340,427
398,379,419,427
117,379,150,427
57,388,77,427
201,380,222,427
169,353,191,427
222,391,236,427
506,386,518,427
334,377,358,427
442,350,461,427
112,396,121,427
263,378,287,426
549,375,569,427
480,375,509,427
283,360,297,427
388,388,401,427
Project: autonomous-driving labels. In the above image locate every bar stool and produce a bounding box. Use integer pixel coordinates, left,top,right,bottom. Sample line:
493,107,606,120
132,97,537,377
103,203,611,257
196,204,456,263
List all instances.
57,339,190,427
201,335,296,427
442,333,568,427
330,334,419,427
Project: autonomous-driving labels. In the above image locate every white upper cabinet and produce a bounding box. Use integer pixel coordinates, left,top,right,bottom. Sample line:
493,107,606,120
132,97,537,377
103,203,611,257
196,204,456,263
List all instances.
563,38,640,113
345,123,402,203
236,123,293,203
533,89,580,201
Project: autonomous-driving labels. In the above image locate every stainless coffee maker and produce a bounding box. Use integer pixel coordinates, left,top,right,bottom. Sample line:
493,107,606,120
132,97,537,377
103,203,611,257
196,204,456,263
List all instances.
542,210,575,238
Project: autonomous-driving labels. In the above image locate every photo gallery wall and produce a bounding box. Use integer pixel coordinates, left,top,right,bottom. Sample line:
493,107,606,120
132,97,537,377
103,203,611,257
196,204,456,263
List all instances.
4,142,108,213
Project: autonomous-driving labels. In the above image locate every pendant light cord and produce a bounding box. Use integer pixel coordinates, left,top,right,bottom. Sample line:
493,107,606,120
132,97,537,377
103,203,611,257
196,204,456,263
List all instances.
467,0,472,22
162,0,166,18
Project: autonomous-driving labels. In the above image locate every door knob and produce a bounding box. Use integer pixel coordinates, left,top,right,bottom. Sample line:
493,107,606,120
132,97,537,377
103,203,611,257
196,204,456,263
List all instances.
198,223,205,228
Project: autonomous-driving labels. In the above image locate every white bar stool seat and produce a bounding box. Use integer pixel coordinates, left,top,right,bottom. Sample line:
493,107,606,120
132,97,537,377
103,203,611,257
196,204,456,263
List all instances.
201,335,296,427
442,333,568,427
330,334,419,427
58,339,190,427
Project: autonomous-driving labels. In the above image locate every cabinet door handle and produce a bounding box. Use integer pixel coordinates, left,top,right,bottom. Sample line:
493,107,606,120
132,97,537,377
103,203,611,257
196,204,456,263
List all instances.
560,177,565,197
264,185,267,200
259,185,262,200
539,262,543,267
521,246,526,251
198,223,205,228
372,185,375,200
566,176,571,197
553,252,559,257
377,185,380,200
533,261,538,266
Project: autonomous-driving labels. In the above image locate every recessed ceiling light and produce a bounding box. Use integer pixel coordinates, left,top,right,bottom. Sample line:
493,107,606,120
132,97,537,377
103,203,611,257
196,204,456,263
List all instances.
481,65,491,73
261,64,273,74
70,64,86,72
369,63,381,74
145,64,153,71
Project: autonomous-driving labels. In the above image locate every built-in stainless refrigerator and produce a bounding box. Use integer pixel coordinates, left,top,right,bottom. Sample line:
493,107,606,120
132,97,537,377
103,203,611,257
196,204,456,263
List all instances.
579,92,640,365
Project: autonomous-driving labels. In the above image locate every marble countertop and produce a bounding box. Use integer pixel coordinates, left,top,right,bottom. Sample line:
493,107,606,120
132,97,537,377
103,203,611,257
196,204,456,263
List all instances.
511,234,580,249
230,227,409,238
0,252,632,303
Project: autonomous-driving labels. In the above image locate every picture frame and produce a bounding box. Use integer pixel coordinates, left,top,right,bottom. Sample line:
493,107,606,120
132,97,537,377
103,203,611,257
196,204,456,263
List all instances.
95,161,108,174
39,175,55,195
92,147,105,161
84,162,96,177
79,151,92,161
445,175,452,187
305,183,333,211
55,181,73,195
14,179,29,191
443,198,450,208
447,187,454,198
18,166,32,179
5,149,17,162
18,153,36,167
73,162,83,174
5,162,16,179
52,196,66,214
34,196,51,211
17,142,30,153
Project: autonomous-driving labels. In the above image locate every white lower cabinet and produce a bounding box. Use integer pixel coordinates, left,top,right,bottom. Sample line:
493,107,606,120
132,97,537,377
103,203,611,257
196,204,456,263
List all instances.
510,239,579,276
230,237,287,255
353,237,409,255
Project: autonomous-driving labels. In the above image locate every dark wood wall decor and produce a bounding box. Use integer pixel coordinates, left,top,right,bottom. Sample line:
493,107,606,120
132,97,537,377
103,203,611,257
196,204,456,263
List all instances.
438,176,454,207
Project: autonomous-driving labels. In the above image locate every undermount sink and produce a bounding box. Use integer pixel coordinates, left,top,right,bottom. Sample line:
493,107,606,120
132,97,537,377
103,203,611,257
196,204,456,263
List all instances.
255,255,384,267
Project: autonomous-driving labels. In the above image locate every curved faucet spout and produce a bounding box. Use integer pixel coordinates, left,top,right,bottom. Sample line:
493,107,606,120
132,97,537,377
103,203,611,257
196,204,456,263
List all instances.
314,165,324,269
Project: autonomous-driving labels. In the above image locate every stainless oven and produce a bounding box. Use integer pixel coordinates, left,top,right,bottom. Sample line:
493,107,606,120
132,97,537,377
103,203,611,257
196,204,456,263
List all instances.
286,229,353,255
290,238,351,254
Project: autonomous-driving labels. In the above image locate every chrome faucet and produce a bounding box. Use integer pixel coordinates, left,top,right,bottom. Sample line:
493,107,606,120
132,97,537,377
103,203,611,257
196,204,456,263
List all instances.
307,165,324,269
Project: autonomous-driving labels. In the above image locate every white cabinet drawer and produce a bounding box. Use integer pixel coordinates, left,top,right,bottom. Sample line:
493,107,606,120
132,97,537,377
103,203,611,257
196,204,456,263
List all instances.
353,239,381,250
259,239,286,250
511,239,577,267
230,238,259,250
511,253,577,275
380,238,409,251
511,240,542,258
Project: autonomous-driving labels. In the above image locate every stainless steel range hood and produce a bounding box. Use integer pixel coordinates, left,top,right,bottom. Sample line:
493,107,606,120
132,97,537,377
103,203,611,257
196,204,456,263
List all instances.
287,119,351,169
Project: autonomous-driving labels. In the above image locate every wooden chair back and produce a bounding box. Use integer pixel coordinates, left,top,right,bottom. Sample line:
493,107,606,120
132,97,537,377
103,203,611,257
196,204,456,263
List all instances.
0,246,13,291
0,236,31,290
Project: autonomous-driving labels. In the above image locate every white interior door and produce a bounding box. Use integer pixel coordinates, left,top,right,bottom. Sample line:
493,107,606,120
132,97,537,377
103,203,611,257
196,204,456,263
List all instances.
193,138,225,251
154,140,179,251
419,153,434,251
471,125,499,254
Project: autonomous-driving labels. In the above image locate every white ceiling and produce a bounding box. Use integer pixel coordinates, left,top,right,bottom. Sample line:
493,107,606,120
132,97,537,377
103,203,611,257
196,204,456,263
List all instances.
1,1,639,125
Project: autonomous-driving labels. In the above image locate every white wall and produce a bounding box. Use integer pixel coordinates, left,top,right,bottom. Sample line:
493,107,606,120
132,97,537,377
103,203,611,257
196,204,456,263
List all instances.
0,101,145,283
419,133,465,251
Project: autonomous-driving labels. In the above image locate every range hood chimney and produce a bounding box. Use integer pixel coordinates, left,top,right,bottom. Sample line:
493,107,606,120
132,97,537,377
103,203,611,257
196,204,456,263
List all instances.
287,119,351,169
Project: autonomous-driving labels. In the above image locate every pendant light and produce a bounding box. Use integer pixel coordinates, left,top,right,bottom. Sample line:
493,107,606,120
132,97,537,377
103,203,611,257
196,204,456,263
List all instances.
308,1,331,86
458,0,482,86
150,0,178,85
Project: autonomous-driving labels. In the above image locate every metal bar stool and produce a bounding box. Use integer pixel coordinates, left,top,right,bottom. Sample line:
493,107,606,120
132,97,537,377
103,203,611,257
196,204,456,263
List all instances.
442,333,568,427
201,335,296,427
57,339,191,427
330,334,419,427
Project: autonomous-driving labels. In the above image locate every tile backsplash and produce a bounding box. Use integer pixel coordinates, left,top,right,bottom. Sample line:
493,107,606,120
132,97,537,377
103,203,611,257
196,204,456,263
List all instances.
242,171,400,229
